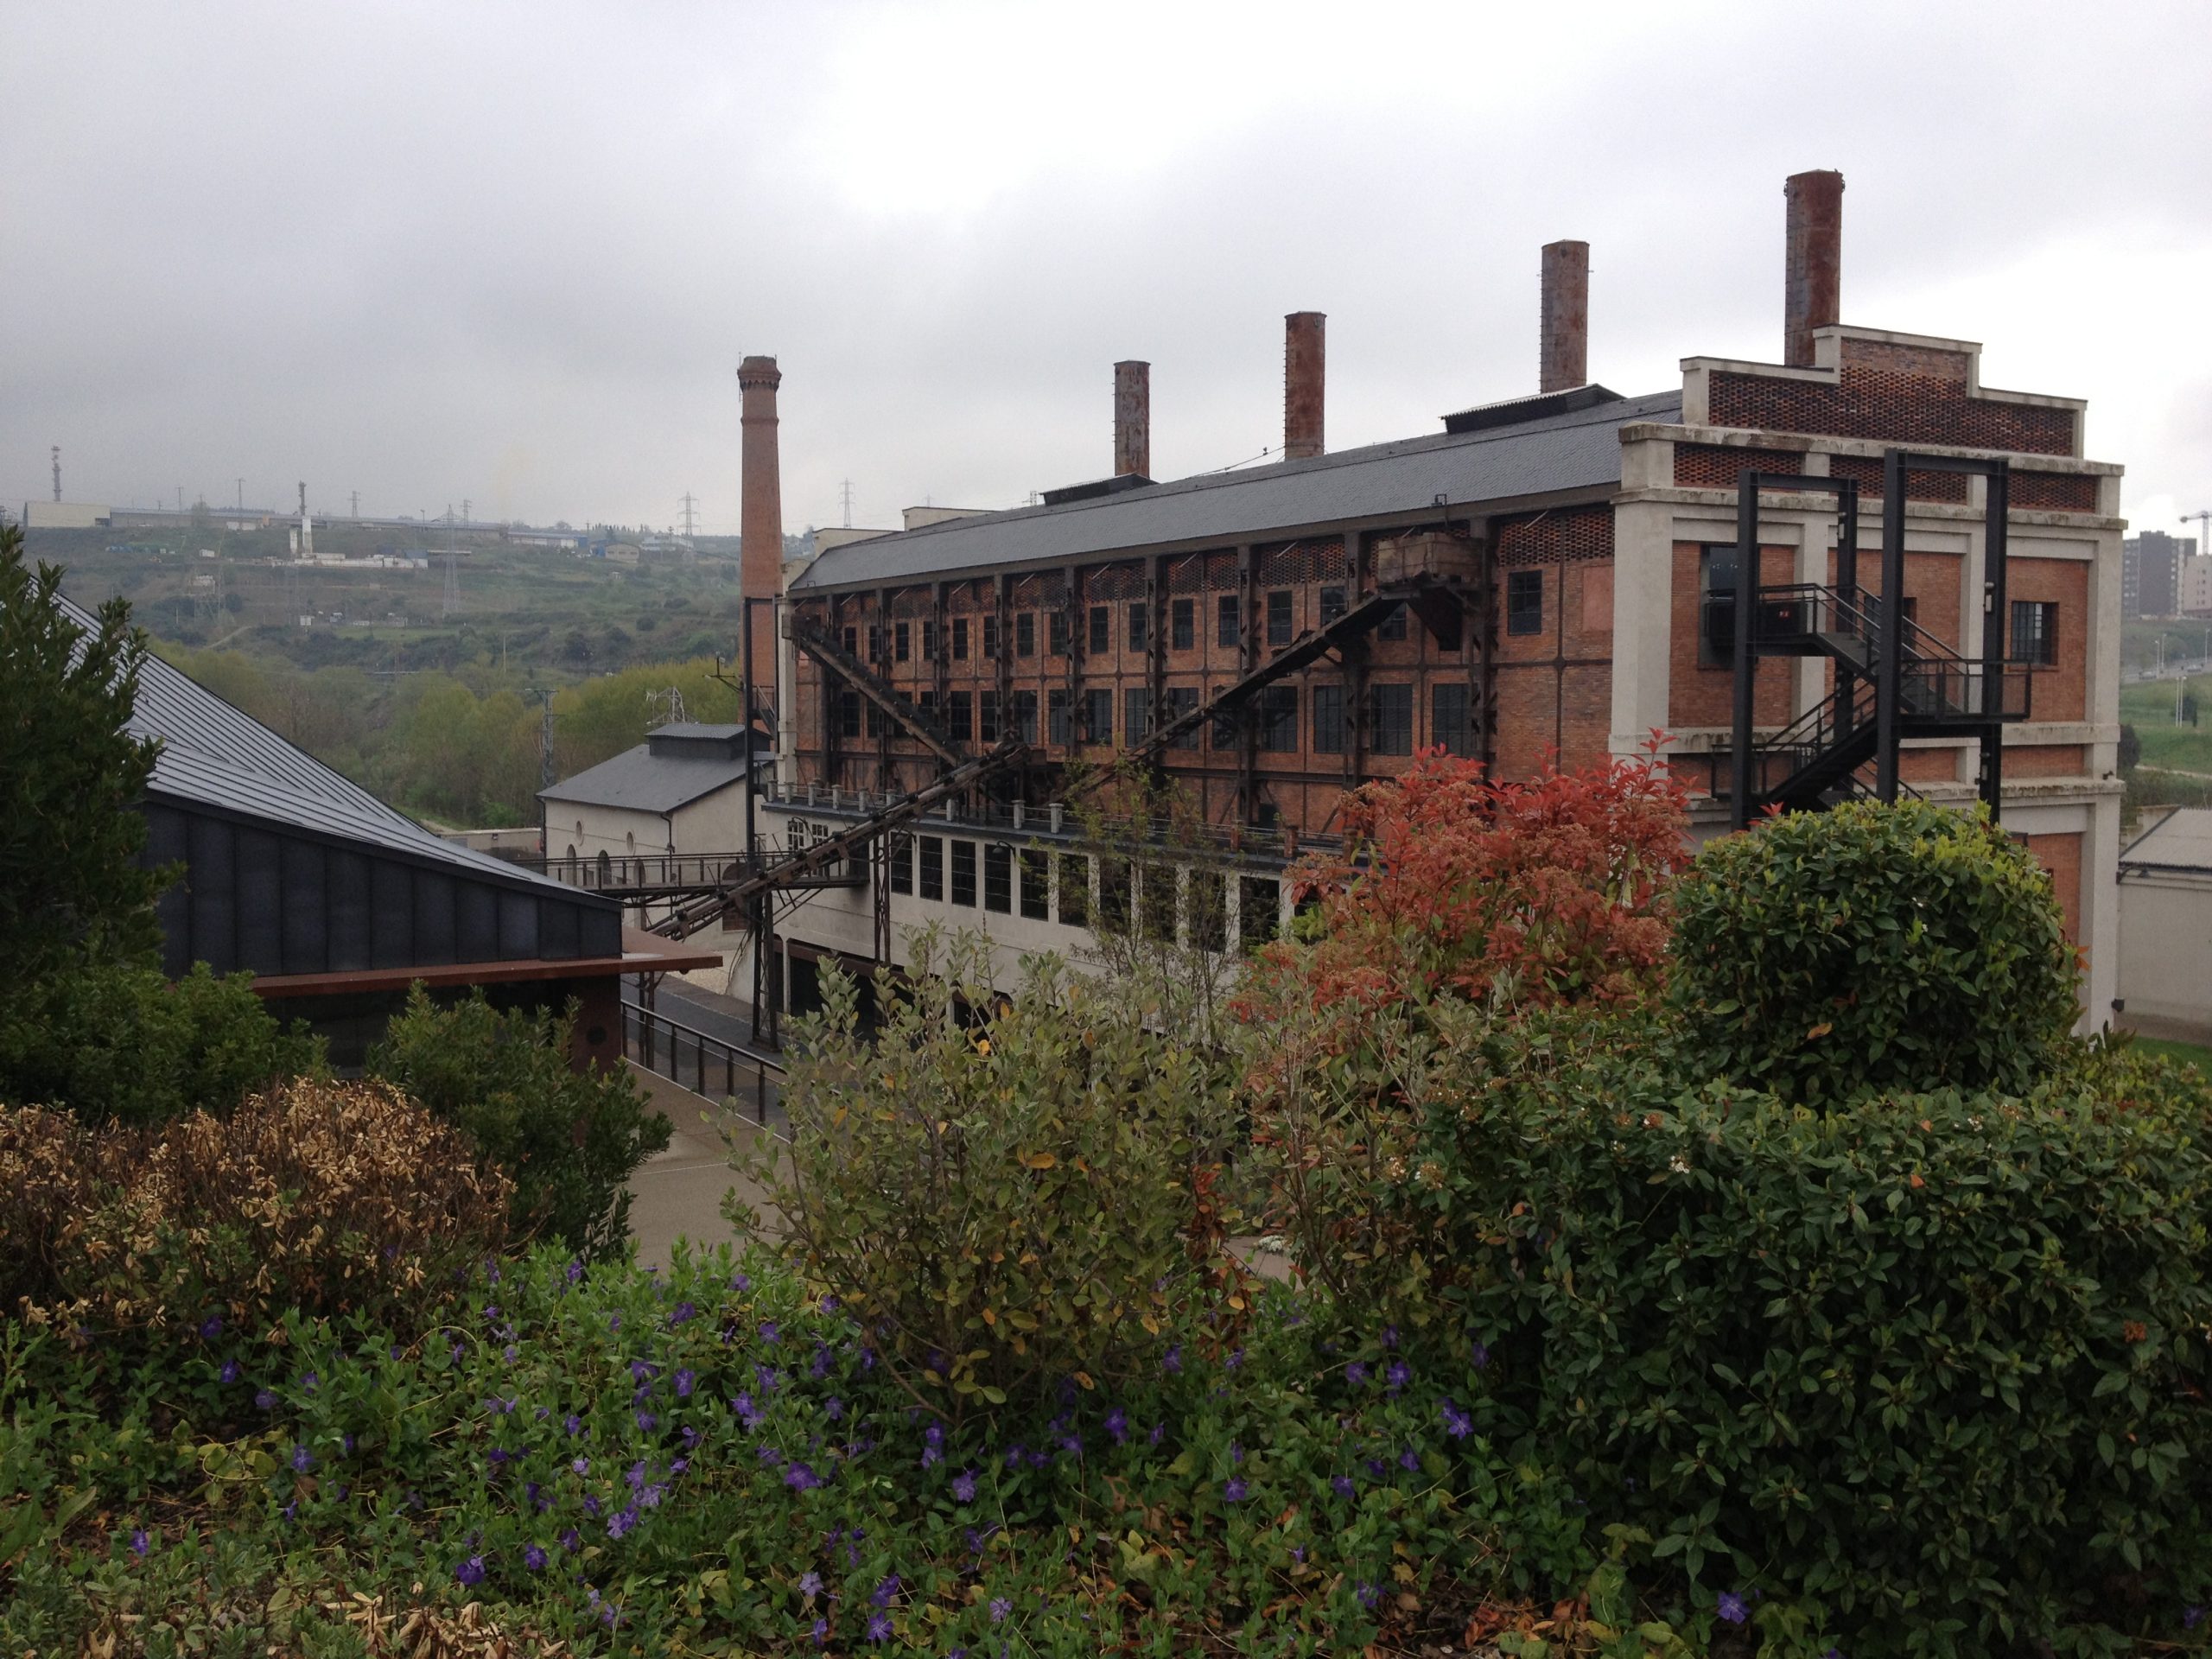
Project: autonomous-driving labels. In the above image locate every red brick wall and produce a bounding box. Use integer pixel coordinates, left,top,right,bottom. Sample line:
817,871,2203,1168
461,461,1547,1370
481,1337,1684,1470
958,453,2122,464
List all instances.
2024,830,2082,945
2006,745,2088,779
1668,541,1796,734
2012,472,2100,512
1673,444,1806,488
1708,366,2075,455
2008,559,2088,722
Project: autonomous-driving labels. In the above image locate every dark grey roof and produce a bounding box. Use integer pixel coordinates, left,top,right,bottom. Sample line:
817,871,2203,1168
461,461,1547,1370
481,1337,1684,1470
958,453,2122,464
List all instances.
539,739,757,813
64,596,588,901
795,389,1680,591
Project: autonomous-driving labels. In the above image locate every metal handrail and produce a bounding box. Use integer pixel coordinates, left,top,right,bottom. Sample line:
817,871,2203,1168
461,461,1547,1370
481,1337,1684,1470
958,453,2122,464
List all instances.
622,1001,784,1127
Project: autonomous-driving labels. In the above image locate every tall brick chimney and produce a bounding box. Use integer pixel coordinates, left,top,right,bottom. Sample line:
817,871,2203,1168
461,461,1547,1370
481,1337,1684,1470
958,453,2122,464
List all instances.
737,354,783,678
1784,170,1844,368
1539,239,1589,393
1114,359,1150,478
1282,311,1325,461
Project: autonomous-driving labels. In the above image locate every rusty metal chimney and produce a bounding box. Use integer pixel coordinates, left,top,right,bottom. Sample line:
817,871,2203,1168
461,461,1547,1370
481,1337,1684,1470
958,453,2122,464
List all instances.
737,353,784,677
1540,240,1589,393
1114,359,1150,478
1784,170,1844,367
1283,311,1325,461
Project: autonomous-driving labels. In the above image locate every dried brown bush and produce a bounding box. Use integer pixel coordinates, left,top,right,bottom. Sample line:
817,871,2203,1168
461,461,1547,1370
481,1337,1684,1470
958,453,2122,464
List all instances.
0,1078,510,1343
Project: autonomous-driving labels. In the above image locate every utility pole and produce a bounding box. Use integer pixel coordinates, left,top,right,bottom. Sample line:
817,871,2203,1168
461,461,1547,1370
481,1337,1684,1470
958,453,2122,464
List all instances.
175,486,184,513
462,498,471,525
540,691,557,791
840,480,855,529
51,445,60,502
680,493,697,537
442,505,460,615
236,478,244,512
351,489,359,518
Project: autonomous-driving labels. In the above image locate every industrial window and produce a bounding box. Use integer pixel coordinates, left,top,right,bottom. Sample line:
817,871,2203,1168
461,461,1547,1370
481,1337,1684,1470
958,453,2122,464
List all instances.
1259,684,1298,752
918,690,936,715
868,624,886,662
1089,605,1110,655
1171,596,1195,650
1267,589,1294,646
950,840,976,906
952,617,969,659
889,833,913,896
946,690,972,741
1016,612,1035,657
979,690,999,743
1433,683,1473,756
1127,601,1148,653
1083,688,1114,744
983,842,1012,913
1210,694,1241,752
1140,864,1177,943
1699,546,1737,666
922,620,938,660
865,700,884,739
2011,600,2060,666
1313,683,1346,753
1370,683,1413,754
1165,685,1200,749
1011,690,1038,743
1097,857,1132,935
895,621,911,662
1049,612,1069,657
1217,594,1241,648
1189,868,1227,950
1020,849,1050,920
842,625,859,656
1507,569,1544,636
1058,853,1090,926
836,691,861,739
1320,585,1347,626
1048,689,1071,747
982,614,997,658
1125,686,1150,743
1240,876,1280,947
918,836,944,902
1377,602,1408,641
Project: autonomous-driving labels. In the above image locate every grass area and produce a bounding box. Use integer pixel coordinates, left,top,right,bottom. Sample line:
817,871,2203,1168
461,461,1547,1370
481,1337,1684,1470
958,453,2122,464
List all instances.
2120,673,2212,775
2127,1035,2212,1075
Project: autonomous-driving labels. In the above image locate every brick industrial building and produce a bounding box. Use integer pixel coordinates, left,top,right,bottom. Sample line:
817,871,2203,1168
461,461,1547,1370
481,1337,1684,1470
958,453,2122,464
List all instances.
694,172,2124,1028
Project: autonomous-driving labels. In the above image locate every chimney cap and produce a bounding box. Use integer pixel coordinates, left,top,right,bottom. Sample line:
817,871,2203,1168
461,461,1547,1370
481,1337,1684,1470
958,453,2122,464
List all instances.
737,354,782,387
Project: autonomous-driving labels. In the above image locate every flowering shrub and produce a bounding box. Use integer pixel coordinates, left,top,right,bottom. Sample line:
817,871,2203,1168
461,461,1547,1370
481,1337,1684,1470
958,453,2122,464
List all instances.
1669,798,2080,1106
0,1078,509,1344
738,931,1246,1420
369,983,669,1261
0,1243,1618,1658
1234,747,1688,1307
1402,1012,2212,1650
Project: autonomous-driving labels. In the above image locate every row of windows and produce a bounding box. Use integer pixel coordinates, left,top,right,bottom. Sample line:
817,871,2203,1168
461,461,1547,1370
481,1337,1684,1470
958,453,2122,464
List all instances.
885,835,1282,947
833,680,1476,755
839,588,1423,666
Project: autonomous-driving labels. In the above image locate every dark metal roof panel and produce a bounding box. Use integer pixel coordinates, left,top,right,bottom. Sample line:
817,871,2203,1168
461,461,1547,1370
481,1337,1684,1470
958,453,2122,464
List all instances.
538,742,755,813
794,390,1678,591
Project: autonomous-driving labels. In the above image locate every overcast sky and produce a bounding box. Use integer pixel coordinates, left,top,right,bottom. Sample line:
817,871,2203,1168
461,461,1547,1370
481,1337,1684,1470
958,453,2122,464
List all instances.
5,1,2209,543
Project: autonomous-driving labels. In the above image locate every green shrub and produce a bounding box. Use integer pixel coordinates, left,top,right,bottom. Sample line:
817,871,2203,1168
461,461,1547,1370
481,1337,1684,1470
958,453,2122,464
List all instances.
1411,1013,2212,1650
368,983,668,1261
0,1079,509,1344
740,930,1243,1420
0,959,323,1126
1669,799,2078,1106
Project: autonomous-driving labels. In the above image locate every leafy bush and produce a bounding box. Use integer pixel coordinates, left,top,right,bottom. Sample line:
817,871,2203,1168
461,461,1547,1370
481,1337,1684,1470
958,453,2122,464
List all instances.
1669,798,2079,1106
1408,1012,2212,1650
0,959,323,1126
0,1079,509,1344
740,931,1243,1419
368,983,668,1261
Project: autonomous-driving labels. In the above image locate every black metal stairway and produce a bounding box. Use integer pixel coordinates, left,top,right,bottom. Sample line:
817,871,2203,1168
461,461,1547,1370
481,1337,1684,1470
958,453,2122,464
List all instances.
788,616,965,768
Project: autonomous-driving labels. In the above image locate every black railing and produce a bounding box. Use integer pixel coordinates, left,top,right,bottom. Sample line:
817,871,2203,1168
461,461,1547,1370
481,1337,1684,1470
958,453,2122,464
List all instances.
623,1002,785,1128
527,851,759,893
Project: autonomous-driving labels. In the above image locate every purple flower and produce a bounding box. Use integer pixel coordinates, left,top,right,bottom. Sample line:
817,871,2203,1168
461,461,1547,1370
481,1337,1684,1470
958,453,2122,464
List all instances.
1470,1338,1491,1369
952,1468,977,1503
785,1461,823,1491
675,1368,696,1398
1344,1362,1369,1387
1398,1448,1419,1471
731,1270,753,1292
1357,1582,1379,1610
219,1360,241,1385
1332,1474,1356,1499
1148,1423,1165,1446
1161,1344,1182,1374
2189,1607,2207,1632
198,1315,222,1340
1440,1400,1473,1439
300,1371,318,1393
564,1414,583,1435
866,1611,892,1642
799,1569,823,1599
1381,1324,1399,1349
291,1444,313,1472
810,1344,833,1379
810,1617,829,1644
734,1392,763,1428
630,1358,654,1382
573,1456,589,1475
989,1598,1012,1624
1385,1360,1411,1392
760,1320,780,1344
1104,1408,1128,1444
1224,1477,1249,1502
584,1494,602,1517
1717,1592,1749,1626
872,1574,900,1607
561,1528,582,1552
607,1504,639,1540
823,1396,844,1421
255,1389,276,1410
524,1543,547,1571
455,1554,486,1586
671,1301,696,1324
130,1528,150,1556
636,1410,658,1432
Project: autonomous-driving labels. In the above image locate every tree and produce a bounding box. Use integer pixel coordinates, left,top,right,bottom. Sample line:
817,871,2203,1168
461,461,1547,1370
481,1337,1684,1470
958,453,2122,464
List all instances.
0,523,169,984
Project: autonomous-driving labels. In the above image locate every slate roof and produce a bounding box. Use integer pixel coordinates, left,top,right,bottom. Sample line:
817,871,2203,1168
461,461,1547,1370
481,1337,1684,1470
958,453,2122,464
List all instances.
794,388,1679,592
63,595,588,900
2120,807,2212,874
539,738,760,813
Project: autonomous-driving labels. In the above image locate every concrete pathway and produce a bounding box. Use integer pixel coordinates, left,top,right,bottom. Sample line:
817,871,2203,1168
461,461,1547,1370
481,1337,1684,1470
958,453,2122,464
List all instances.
624,1062,785,1271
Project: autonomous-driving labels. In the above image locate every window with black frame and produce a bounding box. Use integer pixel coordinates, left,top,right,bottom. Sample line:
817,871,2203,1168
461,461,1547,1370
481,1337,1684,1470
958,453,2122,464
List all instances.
1259,684,1298,752
1506,569,1545,637
1699,545,1738,666
949,841,976,906
983,843,1012,913
918,836,944,902
1020,849,1049,919
1433,683,1473,756
1011,690,1038,744
2010,600,2059,666
1165,685,1200,749
1083,689,1113,745
1127,602,1147,653
888,833,913,895
1171,597,1194,650
1370,683,1413,754
1313,683,1345,753
1058,853,1090,925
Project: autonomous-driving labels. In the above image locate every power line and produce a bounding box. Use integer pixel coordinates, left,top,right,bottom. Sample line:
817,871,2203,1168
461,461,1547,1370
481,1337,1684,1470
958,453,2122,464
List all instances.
680,493,698,537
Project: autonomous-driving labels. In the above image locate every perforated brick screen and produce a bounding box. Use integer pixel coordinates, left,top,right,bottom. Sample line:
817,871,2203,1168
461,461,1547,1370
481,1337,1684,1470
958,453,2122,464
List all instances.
1709,367,2075,455
1673,445,1810,489
1495,505,1614,567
